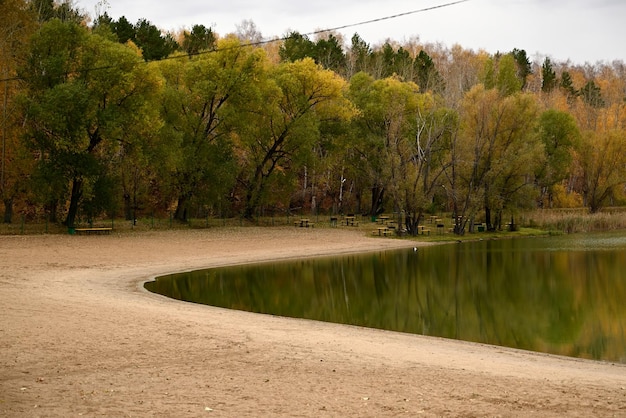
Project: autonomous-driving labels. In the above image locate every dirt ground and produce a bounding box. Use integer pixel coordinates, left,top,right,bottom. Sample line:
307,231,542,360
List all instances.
1,227,625,417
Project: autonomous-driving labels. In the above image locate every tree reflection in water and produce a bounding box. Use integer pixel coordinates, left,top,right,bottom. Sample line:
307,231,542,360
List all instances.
146,233,626,363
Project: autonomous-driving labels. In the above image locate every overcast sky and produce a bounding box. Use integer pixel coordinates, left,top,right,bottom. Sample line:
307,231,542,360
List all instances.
77,0,625,65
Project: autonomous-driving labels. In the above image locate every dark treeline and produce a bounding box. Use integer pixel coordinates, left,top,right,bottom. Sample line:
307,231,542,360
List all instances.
1,0,625,234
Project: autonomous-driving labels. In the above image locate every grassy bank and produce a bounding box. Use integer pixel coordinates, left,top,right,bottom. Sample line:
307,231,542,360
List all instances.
2,208,626,237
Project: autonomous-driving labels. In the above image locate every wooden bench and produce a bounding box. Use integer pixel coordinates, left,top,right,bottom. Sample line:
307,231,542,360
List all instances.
74,227,113,235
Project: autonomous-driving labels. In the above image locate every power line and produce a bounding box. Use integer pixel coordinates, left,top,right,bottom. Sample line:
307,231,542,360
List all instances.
172,1,471,60
310,0,470,36
218,0,471,52
0,0,471,83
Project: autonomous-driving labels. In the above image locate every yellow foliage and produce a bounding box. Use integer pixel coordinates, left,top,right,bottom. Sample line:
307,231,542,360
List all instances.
551,184,583,208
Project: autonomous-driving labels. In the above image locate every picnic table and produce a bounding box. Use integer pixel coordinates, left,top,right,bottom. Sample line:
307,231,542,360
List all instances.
294,219,314,228
375,226,394,236
344,215,358,226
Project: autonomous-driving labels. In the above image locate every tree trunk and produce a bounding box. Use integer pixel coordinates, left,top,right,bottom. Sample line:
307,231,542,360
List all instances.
494,211,502,231
124,193,132,221
46,200,58,224
244,181,262,220
65,178,83,227
405,212,420,236
370,186,384,216
3,197,12,224
485,205,493,231
243,166,269,220
174,194,189,222
508,215,517,232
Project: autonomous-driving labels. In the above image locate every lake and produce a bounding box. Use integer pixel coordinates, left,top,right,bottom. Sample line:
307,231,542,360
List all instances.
145,232,626,363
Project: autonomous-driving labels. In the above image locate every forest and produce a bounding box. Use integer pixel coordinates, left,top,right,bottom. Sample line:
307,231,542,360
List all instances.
1,0,626,235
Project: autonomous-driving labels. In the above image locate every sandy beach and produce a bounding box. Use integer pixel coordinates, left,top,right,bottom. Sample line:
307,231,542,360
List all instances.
1,227,625,417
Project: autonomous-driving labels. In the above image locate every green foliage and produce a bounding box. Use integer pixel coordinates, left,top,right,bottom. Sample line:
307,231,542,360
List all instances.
113,16,135,44
157,38,263,220
580,80,605,108
560,71,579,102
348,33,372,76
29,0,84,24
134,18,178,61
182,24,216,55
541,57,557,93
314,34,346,73
96,15,178,61
512,48,532,89
496,54,523,96
348,73,454,231
279,32,347,74
238,58,354,218
451,86,543,232
20,20,162,225
536,109,580,198
414,50,444,93
279,32,316,62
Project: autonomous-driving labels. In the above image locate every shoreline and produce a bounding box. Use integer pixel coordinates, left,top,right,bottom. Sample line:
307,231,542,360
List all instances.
1,227,625,416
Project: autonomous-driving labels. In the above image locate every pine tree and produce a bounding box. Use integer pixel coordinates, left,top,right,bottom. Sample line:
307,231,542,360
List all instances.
541,57,557,93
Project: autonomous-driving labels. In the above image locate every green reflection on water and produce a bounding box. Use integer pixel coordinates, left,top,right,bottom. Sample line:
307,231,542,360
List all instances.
146,233,626,363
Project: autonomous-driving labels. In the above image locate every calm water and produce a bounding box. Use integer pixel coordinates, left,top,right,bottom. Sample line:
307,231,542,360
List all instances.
146,232,626,363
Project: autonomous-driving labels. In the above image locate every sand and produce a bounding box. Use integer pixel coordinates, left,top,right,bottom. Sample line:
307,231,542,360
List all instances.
1,227,625,417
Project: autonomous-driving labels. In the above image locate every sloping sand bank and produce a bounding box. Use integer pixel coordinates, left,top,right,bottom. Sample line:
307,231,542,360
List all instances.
1,227,625,417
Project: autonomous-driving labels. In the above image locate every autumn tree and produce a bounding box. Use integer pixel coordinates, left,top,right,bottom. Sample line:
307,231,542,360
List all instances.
394,95,456,235
576,130,626,212
237,58,354,219
348,73,455,234
235,19,263,44
448,85,542,233
158,38,266,221
580,80,604,108
0,0,37,222
20,19,162,227
440,45,489,107
535,109,580,207
496,54,523,96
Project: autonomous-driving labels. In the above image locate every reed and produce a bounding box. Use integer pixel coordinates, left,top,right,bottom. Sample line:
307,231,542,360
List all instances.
521,208,626,234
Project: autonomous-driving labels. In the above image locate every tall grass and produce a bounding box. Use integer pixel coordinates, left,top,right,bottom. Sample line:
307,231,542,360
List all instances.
521,208,626,234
